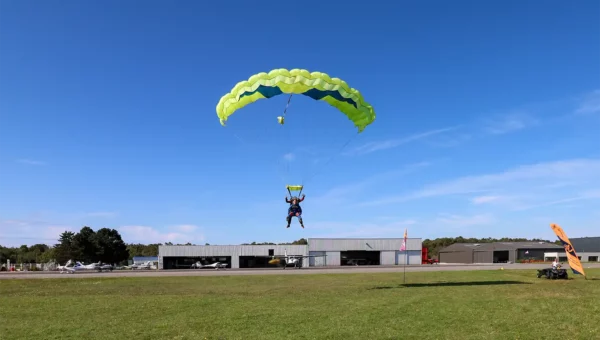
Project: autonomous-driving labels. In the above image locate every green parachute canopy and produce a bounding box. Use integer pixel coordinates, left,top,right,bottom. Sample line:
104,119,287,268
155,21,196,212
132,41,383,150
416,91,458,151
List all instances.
215,68,376,132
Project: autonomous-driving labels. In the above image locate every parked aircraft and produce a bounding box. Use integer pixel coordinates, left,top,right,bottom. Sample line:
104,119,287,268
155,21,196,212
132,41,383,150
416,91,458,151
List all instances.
267,249,326,269
190,261,227,269
125,261,154,270
98,263,114,272
73,261,101,271
57,260,76,274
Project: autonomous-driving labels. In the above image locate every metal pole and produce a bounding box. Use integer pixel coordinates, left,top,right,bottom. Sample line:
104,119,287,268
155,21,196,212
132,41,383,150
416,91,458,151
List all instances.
403,251,407,284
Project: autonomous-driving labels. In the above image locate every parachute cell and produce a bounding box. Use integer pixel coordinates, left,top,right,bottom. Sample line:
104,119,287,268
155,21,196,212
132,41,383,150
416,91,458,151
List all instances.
215,68,376,132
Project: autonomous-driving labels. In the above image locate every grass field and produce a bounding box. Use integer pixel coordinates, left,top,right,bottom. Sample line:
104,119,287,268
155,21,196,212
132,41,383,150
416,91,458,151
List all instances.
1,269,599,340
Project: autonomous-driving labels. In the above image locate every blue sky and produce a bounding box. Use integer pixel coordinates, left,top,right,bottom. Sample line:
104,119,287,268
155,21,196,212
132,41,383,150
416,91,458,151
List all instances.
1,1,599,247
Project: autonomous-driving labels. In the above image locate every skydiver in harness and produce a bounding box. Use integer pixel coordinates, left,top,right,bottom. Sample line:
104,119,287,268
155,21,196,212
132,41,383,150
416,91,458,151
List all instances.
286,194,305,228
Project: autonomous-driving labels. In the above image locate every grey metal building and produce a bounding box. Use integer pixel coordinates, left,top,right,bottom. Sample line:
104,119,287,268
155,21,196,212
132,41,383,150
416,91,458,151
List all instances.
308,238,422,267
438,242,564,264
158,237,423,269
546,237,600,262
158,244,309,269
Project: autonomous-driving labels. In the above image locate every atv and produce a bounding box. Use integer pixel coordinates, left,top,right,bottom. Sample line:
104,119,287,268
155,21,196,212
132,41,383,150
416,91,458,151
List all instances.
537,267,568,280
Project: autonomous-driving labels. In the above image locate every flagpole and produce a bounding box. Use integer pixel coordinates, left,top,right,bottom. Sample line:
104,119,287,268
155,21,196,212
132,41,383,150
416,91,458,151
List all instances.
403,250,407,284
401,228,407,284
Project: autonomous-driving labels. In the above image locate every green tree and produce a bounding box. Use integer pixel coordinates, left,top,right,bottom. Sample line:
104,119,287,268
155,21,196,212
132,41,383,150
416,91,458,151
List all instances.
95,228,129,264
72,226,100,263
53,231,76,264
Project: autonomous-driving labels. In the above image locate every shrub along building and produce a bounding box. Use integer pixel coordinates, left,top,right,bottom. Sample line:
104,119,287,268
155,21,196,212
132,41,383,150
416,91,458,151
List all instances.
438,241,564,264
158,237,423,269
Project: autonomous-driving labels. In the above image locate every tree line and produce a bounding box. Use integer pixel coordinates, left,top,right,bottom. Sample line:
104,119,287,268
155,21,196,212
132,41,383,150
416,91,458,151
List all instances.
2,227,560,264
0,226,156,265
0,226,310,265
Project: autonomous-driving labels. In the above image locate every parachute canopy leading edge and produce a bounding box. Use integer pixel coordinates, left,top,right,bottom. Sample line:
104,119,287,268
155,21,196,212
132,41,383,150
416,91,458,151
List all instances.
215,68,376,132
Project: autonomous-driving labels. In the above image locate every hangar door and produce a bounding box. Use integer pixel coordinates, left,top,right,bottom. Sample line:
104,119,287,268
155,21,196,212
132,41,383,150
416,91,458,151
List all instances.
341,251,380,265
396,250,421,265
309,252,326,267
439,251,473,264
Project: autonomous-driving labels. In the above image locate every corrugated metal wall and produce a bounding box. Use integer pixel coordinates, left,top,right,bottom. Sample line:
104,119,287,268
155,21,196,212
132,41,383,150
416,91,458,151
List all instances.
380,251,396,265
159,245,308,269
439,250,474,263
474,251,492,263
158,238,425,268
159,245,308,257
308,238,422,251
325,251,341,266
309,251,326,266
395,250,422,265
583,252,600,261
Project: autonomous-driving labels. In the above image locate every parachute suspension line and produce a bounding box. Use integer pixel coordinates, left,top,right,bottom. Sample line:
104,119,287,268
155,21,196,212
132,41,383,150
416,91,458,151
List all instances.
301,132,359,187
278,94,294,189
278,94,293,125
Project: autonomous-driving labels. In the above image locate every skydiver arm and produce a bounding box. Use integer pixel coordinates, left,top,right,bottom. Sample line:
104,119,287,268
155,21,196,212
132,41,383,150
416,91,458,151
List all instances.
299,195,305,202
285,197,291,203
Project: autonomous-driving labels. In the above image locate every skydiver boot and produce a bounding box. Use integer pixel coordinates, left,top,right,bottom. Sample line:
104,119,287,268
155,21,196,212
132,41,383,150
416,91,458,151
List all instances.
299,217,304,228
286,216,291,228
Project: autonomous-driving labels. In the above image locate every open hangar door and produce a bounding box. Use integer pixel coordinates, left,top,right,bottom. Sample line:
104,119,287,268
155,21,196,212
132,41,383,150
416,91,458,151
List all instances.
341,251,381,265
162,256,232,269
239,256,282,268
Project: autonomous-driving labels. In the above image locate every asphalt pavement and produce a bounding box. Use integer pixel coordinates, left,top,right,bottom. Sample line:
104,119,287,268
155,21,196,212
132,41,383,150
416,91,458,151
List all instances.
2,263,599,279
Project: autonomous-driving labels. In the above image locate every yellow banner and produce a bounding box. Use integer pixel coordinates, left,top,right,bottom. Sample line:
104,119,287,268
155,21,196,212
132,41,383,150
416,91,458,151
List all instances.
550,223,586,277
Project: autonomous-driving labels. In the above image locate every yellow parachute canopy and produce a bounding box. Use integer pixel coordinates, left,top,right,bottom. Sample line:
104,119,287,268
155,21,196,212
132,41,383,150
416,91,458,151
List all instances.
216,68,376,132
286,185,303,192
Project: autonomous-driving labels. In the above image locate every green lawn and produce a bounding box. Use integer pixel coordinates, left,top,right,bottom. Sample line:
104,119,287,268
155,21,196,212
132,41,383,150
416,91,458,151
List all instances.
1,269,599,340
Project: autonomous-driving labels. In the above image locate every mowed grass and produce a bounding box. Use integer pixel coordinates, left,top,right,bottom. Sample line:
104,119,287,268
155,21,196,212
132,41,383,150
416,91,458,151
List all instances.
1,269,599,340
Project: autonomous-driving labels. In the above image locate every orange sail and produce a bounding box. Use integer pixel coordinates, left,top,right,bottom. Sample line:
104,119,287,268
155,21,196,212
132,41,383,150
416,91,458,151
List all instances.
550,223,586,277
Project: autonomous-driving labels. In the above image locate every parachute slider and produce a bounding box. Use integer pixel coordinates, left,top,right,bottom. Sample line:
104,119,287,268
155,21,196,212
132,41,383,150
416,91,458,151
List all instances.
277,116,285,125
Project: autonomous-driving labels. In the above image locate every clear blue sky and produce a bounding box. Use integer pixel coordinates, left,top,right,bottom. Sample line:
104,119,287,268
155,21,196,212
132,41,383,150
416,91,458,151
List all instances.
1,1,599,247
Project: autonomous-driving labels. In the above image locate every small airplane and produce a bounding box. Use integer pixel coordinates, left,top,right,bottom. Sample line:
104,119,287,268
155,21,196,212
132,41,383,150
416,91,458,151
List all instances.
267,249,326,269
126,261,154,270
57,260,76,274
190,261,227,269
73,261,101,271
98,263,114,272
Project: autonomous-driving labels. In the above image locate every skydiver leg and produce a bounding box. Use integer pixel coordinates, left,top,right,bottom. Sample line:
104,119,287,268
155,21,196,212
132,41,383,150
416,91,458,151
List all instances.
286,213,292,228
296,212,304,228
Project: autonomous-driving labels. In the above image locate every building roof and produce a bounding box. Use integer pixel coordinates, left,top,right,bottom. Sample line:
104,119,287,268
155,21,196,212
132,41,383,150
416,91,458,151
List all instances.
570,237,600,252
490,242,563,250
439,242,563,253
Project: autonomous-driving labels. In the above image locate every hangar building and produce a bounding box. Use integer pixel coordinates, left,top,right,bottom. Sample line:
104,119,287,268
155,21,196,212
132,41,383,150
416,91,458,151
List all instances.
438,241,564,264
545,237,600,262
158,237,422,269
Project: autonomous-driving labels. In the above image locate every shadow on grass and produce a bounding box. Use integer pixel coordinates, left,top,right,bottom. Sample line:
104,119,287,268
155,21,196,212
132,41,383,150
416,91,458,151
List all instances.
370,280,531,289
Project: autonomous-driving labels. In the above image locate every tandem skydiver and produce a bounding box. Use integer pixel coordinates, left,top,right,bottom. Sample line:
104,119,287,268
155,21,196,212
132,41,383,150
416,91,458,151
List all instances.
285,194,305,228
